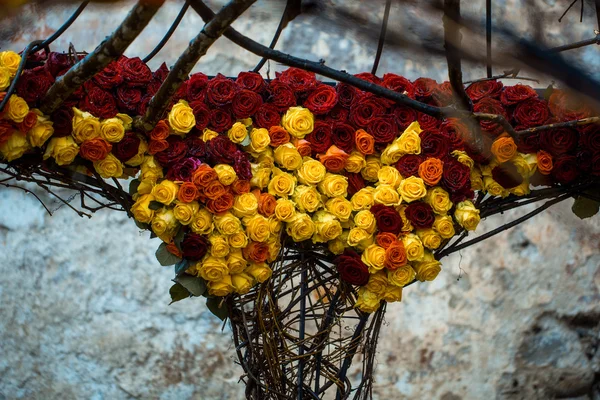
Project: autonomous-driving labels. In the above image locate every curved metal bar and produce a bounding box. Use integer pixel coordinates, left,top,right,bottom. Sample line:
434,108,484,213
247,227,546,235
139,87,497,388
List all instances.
143,0,191,63
0,40,44,112
33,1,90,54
371,0,391,75
252,1,291,73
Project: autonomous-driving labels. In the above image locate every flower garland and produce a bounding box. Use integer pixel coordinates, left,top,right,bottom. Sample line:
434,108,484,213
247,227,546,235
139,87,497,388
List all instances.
1,49,599,313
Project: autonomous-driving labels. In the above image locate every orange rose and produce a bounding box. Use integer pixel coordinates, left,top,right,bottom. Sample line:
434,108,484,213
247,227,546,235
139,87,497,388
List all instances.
232,179,251,194
203,180,227,200
178,182,199,203
537,150,553,175
293,138,312,157
376,232,398,249
243,241,270,263
79,138,112,162
192,164,218,188
317,145,349,173
354,129,375,155
206,191,234,213
166,241,183,258
149,120,170,141
17,111,37,133
148,139,169,155
491,135,517,163
384,241,408,270
418,158,444,186
269,126,290,147
256,191,277,217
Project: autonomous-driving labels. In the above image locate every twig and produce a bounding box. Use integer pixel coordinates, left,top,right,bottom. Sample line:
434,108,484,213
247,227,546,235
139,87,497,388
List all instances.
515,116,600,136
0,181,53,216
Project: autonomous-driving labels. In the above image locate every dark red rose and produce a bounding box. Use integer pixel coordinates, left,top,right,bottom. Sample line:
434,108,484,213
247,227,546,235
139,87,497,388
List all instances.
473,98,507,135
154,136,189,167
592,153,600,176
209,107,234,133
206,135,237,165
185,136,206,159
327,105,349,123
331,122,355,153
51,107,74,137
252,103,280,129
267,80,296,111
395,154,423,177
500,84,537,106
382,73,415,98
137,95,152,117
189,100,211,131
306,121,333,154
234,150,252,180
369,116,397,145
465,80,503,102
439,118,469,150
349,96,386,128
153,62,169,82
421,130,450,159
413,77,437,100
336,83,358,109
236,71,266,93
575,148,592,172
539,127,578,156
232,89,263,119
552,154,580,183
346,172,366,197
16,66,54,104
206,73,236,106
117,56,152,87
417,112,442,131
186,72,209,102
516,131,540,153
392,106,417,131
578,127,600,154
45,52,72,77
115,86,142,114
112,132,141,162
147,80,162,97
513,99,549,128
172,81,188,104
304,84,338,115
166,157,201,182
93,61,123,89
432,81,453,106
549,90,592,122
371,204,404,234
181,232,209,261
277,68,318,94
442,158,471,193
80,83,118,119
404,202,435,229
354,72,381,85
492,162,523,188
335,249,370,286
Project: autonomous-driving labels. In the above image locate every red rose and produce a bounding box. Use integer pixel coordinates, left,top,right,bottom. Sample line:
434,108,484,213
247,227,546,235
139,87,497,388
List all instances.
234,150,252,180
335,249,370,286
186,72,209,102
391,106,417,131
500,84,537,106
45,52,72,77
395,154,423,177
154,136,189,167
539,127,578,156
116,86,142,114
575,148,592,172
304,84,338,115
153,62,169,82
189,100,211,131
16,66,54,104
354,72,381,85
166,157,201,182
382,73,415,98
331,122,355,153
206,73,237,106
473,98,507,135
465,80,503,102
206,135,237,165
592,153,600,176
552,154,580,183
327,105,349,123
112,132,141,162
93,61,123,89
346,172,366,197
441,158,471,193
117,56,151,87
306,121,333,154
277,67,317,94
253,103,280,129
236,71,266,93
267,80,296,111
420,130,450,159
50,107,74,137
349,96,386,128
491,162,523,188
411,78,436,101
549,90,592,122
439,118,469,150
185,136,206,159
181,232,209,261
232,89,263,119
432,81,453,106
516,132,540,153
404,202,435,229
371,204,404,234
209,107,234,133
80,83,118,119
417,112,442,131
368,116,397,145
336,83,358,109
513,99,549,128
578,127,600,154
137,95,152,117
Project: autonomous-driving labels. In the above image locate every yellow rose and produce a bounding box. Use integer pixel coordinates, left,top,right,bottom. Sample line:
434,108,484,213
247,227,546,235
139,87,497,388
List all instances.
231,273,254,294
347,227,372,248
325,197,352,221
454,200,480,231
0,51,21,76
245,215,271,242
267,168,296,198
151,208,179,242
511,153,535,179
168,100,195,135
6,95,29,123
249,127,271,153
227,250,248,274
198,256,229,282
151,179,179,205
286,213,316,242
266,237,281,262
413,251,441,282
274,198,297,222
116,113,132,131
402,233,424,262
173,201,199,225
233,192,258,217
213,164,237,186
509,180,530,197
396,204,414,233
0,67,10,91
124,137,147,167
312,211,342,243
281,106,314,139
451,150,474,169
483,176,510,197
522,153,538,178
256,150,274,170
361,156,381,182
239,118,253,126
382,285,403,302
417,228,442,250
297,157,326,185
140,155,164,183
207,275,233,296
71,108,100,143
387,264,416,287
361,244,386,273
328,238,346,255
380,122,421,164
317,173,348,198
43,136,78,166
355,288,381,313
228,122,249,144
229,231,249,249
373,184,401,206
365,271,388,295
350,187,374,211
190,208,214,235
268,216,283,235
135,180,153,197
0,131,30,161
377,166,402,188
27,111,54,147
274,143,303,170
208,233,230,258
354,210,376,234
94,153,124,178
470,168,484,191
425,186,453,215
202,128,219,141
250,165,271,189
213,212,242,235
433,215,455,239
130,193,155,224
98,117,125,143
292,184,323,213
398,176,427,203
245,262,273,283
345,151,366,173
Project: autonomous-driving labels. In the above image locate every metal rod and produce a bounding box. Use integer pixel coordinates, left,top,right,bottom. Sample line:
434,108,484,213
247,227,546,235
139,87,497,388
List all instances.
36,1,90,53
143,0,190,63
486,0,492,77
550,34,600,52
371,0,392,75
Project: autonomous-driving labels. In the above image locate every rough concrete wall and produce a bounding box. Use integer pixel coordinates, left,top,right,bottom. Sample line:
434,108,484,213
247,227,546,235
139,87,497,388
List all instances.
1,1,600,399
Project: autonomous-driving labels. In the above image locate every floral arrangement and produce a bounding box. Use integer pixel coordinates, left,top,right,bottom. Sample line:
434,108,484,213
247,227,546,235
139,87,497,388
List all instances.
1,49,599,315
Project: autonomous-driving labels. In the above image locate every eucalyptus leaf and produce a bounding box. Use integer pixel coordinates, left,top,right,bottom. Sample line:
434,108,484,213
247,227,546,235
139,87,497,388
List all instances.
155,242,182,266
175,274,207,297
169,283,190,304
128,179,141,195
572,196,600,219
149,201,163,210
173,227,185,250
206,297,228,321
174,259,190,276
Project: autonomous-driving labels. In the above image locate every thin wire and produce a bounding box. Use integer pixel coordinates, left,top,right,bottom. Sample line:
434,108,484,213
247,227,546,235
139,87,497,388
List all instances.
0,40,43,112
252,1,290,72
143,0,190,63
371,0,392,75
559,0,579,22
34,1,90,53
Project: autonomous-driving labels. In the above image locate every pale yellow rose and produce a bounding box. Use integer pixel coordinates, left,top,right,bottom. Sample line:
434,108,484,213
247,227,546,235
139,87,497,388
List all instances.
202,128,219,141
131,193,155,224
387,264,417,287
214,212,242,235
355,288,381,313
522,153,538,178
116,113,132,131
312,211,342,243
245,262,273,283
207,275,233,296
328,238,346,255
402,233,424,262
274,198,297,222
0,131,30,161
361,156,381,182
6,95,29,123
151,208,179,242
245,214,271,242
173,201,200,225
470,168,484,191
43,136,78,166
151,179,180,205
345,151,366,173
451,150,474,169
71,108,100,143
228,122,249,144
209,233,230,258
365,271,388,295
281,106,314,138
257,149,275,169
377,166,402,188
373,184,401,206
0,51,21,76
140,155,164,183
433,215,455,239
190,208,214,235
286,213,316,242
267,168,296,198
292,185,322,213
354,210,376,234
417,228,442,250
454,200,480,231
250,165,271,189
382,285,403,302
350,187,374,211
412,251,441,282
198,256,229,282
361,244,386,273
274,143,303,170
483,176,510,197
214,164,237,186
398,176,427,203
425,186,453,215
229,231,249,249
168,100,195,135
380,121,421,164
317,173,348,198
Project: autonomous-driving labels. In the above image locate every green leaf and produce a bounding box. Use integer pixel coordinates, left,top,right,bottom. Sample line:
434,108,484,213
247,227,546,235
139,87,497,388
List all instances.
169,283,190,304
155,242,182,266
134,220,150,230
148,200,163,210
543,84,554,101
572,196,600,219
206,297,228,321
175,274,207,297
128,179,141,195
174,259,190,276
173,227,185,251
